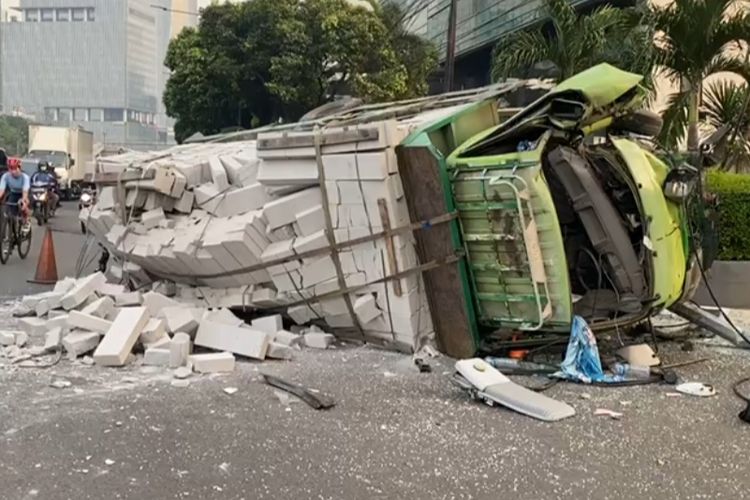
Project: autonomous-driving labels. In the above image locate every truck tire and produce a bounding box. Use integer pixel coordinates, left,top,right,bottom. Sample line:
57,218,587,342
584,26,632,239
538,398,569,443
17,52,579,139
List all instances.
611,109,663,137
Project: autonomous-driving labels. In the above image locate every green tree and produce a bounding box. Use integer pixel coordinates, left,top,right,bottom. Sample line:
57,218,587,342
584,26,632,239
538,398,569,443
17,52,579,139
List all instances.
703,80,750,170
0,116,30,157
163,0,436,143
653,0,750,153
491,0,645,82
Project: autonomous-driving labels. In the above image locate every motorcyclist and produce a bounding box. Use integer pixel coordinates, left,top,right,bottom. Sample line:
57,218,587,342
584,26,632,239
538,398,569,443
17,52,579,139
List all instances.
30,160,59,213
0,158,31,234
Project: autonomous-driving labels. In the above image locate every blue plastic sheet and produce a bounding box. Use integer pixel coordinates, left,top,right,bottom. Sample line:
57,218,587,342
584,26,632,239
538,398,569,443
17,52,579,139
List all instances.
554,316,620,384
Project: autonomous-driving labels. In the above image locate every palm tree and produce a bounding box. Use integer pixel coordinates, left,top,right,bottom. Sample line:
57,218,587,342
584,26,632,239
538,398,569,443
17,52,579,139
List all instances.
653,0,750,153
703,80,750,170
491,0,647,82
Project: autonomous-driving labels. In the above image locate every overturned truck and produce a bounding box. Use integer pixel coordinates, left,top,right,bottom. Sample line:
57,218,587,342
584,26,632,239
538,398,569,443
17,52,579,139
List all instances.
84,64,710,358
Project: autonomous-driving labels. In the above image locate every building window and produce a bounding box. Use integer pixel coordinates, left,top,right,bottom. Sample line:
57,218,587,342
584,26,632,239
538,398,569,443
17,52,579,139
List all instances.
44,108,58,122
56,9,70,22
86,8,95,21
72,8,85,22
58,108,73,123
103,108,125,122
90,109,104,122
41,9,54,22
74,108,88,121
24,9,39,22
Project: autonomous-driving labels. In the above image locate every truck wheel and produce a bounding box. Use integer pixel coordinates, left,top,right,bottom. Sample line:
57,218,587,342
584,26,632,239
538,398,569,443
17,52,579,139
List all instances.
611,109,663,137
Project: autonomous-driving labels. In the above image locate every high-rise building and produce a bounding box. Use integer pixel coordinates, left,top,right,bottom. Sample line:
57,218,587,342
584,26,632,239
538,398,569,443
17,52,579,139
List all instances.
0,0,176,149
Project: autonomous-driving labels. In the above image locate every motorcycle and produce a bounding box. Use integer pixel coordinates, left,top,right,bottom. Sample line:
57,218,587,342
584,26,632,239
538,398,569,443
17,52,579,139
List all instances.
78,187,96,234
30,181,53,226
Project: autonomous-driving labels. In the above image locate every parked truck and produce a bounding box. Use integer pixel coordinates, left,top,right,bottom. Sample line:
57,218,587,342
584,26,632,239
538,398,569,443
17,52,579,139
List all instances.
23,125,94,199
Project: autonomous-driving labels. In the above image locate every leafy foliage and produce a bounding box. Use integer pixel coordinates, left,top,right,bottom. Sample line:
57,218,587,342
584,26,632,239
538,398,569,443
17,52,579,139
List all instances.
491,0,651,82
164,0,437,142
703,80,750,171
707,169,750,259
0,115,30,157
653,0,750,151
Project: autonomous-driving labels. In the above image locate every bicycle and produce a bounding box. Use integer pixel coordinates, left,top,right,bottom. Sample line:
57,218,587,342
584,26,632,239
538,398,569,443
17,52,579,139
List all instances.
0,201,32,264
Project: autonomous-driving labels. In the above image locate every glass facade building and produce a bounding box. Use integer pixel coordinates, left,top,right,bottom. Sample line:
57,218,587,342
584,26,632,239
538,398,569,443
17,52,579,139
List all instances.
0,0,174,149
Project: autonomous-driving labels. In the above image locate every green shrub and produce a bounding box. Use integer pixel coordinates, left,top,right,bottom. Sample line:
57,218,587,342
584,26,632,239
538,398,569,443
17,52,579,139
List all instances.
707,169,750,260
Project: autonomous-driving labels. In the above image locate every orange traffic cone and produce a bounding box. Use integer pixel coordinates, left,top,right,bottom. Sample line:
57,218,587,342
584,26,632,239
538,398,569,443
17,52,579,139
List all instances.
29,228,58,285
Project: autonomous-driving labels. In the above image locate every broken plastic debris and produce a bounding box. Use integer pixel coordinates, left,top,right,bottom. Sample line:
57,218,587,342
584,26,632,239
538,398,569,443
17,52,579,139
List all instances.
594,408,623,420
50,379,72,389
223,387,238,395
104,459,115,466
675,382,716,397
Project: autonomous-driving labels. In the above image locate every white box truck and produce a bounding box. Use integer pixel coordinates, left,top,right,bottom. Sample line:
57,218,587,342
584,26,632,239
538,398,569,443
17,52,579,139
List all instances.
23,125,94,199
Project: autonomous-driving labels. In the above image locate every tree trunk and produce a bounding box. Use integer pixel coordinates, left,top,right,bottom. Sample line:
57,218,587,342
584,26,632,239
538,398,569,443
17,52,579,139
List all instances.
687,87,701,166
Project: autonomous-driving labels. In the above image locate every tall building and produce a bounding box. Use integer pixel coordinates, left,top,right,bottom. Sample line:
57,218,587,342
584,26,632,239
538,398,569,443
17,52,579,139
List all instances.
0,0,176,149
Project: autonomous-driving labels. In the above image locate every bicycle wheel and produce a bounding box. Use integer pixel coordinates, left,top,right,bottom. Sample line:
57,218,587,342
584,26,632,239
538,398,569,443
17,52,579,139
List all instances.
0,213,10,265
17,218,31,260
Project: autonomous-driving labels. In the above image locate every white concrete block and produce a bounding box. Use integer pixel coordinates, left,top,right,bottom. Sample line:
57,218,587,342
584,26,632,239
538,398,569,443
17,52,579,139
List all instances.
67,311,114,334
194,319,271,360
97,283,127,297
141,208,165,229
257,158,318,186
143,347,171,367
267,342,293,360
169,332,192,368
0,331,15,346
142,292,180,317
146,334,171,350
209,156,230,192
303,332,335,349
263,187,322,230
115,292,143,307
293,230,328,255
53,277,78,295
44,327,63,351
295,205,326,237
14,331,28,347
221,155,259,187
97,187,117,210
93,307,150,366
301,256,338,287
322,150,394,180
286,303,321,325
174,189,195,213
140,318,167,345
63,330,101,359
189,352,236,373
35,292,65,317
45,314,69,334
81,296,116,319
19,317,48,336
354,294,382,324
251,288,278,307
274,330,302,346
61,272,106,310
205,308,244,327
160,306,200,335
251,315,283,335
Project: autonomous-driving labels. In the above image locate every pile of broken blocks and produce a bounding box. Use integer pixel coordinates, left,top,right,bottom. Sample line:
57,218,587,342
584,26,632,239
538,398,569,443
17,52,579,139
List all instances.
82,118,442,354
7,272,337,375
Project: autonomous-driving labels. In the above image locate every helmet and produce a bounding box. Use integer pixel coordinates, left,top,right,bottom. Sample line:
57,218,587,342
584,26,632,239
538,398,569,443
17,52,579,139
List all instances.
38,160,49,172
7,158,20,171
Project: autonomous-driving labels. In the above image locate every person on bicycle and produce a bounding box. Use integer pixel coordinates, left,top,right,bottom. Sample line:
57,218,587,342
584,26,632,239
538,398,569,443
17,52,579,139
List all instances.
0,158,32,234
31,160,59,211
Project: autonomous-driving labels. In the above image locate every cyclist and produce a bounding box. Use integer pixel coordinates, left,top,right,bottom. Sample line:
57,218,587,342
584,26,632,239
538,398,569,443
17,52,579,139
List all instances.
0,158,32,234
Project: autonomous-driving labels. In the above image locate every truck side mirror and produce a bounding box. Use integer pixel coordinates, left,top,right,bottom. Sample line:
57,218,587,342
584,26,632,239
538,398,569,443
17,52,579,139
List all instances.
69,158,75,167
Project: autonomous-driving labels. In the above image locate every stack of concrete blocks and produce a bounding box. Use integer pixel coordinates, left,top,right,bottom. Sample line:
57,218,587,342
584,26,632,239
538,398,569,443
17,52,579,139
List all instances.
83,116,441,352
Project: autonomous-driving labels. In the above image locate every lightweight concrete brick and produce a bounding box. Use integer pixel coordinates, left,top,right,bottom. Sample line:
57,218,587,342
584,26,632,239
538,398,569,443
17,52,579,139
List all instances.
143,347,171,367
267,342,293,360
206,308,244,327
146,334,171,350
81,296,116,319
215,183,268,217
53,277,77,294
45,314,70,333
304,332,335,349
140,318,168,345
209,156,230,192
169,332,191,368
0,332,15,346
322,150,394,180
301,256,338,288
295,205,326,237
194,319,270,360
257,158,318,186
67,311,113,334
354,294,382,324
262,187,322,230
251,315,283,335
63,331,101,359
93,307,150,367
19,317,48,336
142,292,180,317
141,208,165,229
174,190,195,213
61,272,106,310
160,307,200,335
188,352,236,373
115,292,143,307
273,330,302,346
44,327,63,350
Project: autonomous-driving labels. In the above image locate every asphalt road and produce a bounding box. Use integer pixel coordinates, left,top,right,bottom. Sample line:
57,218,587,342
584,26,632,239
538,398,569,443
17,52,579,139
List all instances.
0,202,98,299
1,209,750,499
